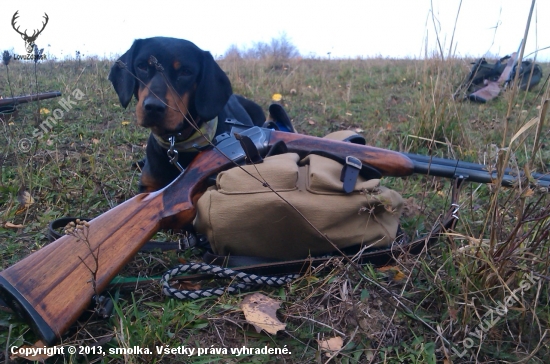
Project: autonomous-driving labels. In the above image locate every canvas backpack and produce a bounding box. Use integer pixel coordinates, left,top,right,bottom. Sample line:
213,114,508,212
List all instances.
193,131,404,261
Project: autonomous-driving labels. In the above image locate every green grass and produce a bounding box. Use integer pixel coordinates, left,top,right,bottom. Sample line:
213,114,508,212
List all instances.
0,54,549,363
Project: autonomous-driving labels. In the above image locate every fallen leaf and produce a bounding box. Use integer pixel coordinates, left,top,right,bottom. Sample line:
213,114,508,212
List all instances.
318,336,343,357
354,128,364,133
4,222,24,229
92,138,100,144
377,265,406,282
15,206,26,215
449,307,458,320
17,188,34,208
40,108,50,115
308,119,315,125
10,340,51,362
521,188,534,198
240,292,285,334
345,112,353,116
174,281,201,291
402,197,420,218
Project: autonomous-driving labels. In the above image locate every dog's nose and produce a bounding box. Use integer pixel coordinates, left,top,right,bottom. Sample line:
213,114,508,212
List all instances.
143,97,166,115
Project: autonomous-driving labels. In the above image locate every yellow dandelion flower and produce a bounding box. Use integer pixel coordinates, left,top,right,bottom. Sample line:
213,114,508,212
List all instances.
40,108,50,115
271,93,283,102
121,121,131,126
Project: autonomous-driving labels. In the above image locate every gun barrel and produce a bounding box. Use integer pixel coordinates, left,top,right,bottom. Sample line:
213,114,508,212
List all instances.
0,91,62,110
403,153,550,182
409,157,550,189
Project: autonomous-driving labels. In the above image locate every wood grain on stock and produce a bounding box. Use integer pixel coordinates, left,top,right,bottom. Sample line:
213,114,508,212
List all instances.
0,147,228,345
0,194,164,344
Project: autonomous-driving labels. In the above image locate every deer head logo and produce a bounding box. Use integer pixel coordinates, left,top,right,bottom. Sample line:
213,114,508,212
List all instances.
11,11,49,54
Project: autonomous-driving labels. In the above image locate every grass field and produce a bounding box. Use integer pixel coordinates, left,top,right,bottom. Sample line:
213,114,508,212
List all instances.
0,52,549,363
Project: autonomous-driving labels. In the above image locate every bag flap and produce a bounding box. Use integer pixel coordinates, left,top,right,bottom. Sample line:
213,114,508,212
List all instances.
216,153,300,194
299,154,380,194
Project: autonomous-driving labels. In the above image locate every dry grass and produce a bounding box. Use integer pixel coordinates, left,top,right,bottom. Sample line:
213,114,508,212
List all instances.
0,52,549,363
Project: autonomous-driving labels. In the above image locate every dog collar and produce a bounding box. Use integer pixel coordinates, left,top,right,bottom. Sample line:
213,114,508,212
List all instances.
152,117,218,152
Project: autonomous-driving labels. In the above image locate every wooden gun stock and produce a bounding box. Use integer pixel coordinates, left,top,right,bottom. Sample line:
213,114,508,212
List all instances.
0,146,234,345
0,128,414,345
267,131,414,177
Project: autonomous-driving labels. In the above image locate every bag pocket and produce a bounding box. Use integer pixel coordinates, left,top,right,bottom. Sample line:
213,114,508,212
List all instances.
216,153,300,194
299,154,380,194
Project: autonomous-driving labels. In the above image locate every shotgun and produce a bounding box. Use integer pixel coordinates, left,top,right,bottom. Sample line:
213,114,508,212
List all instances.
0,126,548,345
0,91,62,114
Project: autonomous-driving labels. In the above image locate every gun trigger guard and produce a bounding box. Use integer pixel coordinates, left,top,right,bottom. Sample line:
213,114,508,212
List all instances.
340,156,362,194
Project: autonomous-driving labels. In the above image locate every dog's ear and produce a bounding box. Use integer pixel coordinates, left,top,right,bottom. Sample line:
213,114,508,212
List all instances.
194,51,232,121
108,39,141,108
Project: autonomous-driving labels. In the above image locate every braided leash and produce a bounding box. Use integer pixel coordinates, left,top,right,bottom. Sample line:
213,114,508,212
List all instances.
161,263,299,300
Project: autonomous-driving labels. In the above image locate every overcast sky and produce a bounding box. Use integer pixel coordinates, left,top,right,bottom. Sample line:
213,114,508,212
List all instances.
0,0,548,61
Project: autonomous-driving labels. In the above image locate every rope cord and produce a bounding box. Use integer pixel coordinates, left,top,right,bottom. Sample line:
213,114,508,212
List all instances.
161,262,299,300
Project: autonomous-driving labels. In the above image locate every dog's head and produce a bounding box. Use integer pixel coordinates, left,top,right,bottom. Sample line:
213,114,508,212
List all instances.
109,37,232,138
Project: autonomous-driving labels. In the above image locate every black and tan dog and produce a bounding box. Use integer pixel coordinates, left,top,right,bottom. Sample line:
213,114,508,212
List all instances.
109,37,268,192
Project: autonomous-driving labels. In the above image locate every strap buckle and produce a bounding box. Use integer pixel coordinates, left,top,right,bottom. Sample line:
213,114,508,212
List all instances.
340,156,362,193
449,175,467,223
451,203,460,220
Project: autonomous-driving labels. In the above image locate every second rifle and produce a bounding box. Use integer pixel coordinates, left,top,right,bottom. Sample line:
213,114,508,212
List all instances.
0,91,62,114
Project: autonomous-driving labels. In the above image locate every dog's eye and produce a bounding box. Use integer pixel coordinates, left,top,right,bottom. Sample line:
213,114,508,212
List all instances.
179,69,192,77
136,62,148,72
